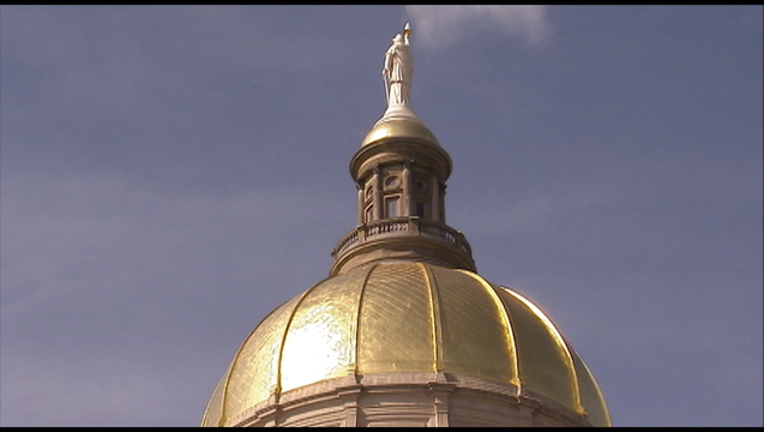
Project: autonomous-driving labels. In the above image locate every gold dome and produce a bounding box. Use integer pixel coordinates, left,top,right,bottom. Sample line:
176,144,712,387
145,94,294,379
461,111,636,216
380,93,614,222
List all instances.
361,116,440,148
201,262,611,427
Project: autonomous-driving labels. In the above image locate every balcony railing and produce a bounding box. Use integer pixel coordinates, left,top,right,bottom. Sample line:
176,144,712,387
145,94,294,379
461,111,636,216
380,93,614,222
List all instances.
331,217,472,259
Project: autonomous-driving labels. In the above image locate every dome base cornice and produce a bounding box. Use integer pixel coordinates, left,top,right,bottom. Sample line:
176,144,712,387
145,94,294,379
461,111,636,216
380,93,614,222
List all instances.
229,372,594,428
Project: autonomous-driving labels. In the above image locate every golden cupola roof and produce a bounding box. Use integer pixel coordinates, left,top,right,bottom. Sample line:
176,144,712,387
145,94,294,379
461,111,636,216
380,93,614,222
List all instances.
201,262,611,427
361,115,440,148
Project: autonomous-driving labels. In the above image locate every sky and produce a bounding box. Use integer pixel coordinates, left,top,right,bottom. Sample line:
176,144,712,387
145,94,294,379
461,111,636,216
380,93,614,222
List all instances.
1,5,761,427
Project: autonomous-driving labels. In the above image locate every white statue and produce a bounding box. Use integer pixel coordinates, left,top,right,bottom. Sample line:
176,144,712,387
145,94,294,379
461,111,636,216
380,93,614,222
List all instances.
382,23,413,111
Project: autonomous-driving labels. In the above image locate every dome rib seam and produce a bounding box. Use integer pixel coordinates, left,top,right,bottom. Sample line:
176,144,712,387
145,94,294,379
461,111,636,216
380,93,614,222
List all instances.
502,287,584,415
219,304,285,425
573,351,613,426
353,263,379,378
216,361,235,426
419,263,442,373
458,272,521,394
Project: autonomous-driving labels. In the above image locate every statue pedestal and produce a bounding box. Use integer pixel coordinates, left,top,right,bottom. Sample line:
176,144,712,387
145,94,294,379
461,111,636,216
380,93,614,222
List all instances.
379,104,417,124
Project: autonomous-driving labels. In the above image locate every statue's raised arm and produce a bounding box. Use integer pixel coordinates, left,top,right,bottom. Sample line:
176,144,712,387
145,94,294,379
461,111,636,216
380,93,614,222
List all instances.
382,23,414,112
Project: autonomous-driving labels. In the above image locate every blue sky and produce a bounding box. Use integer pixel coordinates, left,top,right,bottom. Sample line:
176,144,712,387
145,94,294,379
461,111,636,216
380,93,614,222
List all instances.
1,5,761,427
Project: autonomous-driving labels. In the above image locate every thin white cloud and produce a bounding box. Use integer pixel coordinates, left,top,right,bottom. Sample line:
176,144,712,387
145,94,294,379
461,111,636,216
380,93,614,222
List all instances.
405,5,552,49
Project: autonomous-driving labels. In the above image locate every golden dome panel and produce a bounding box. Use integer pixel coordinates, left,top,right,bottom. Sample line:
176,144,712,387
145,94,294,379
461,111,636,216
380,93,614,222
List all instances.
432,267,516,382
280,270,365,392
225,294,303,416
499,288,579,413
357,263,435,373
200,365,229,427
201,262,611,427
572,348,612,427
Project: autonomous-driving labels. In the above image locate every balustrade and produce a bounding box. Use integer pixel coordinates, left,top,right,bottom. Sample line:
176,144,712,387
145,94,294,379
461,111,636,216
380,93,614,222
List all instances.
332,217,472,259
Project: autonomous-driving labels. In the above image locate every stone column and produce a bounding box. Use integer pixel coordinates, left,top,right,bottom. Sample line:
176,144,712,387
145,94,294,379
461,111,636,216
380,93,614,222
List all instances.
440,184,447,224
372,165,383,221
429,383,455,427
357,183,364,225
402,160,412,217
430,173,440,222
339,387,363,427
